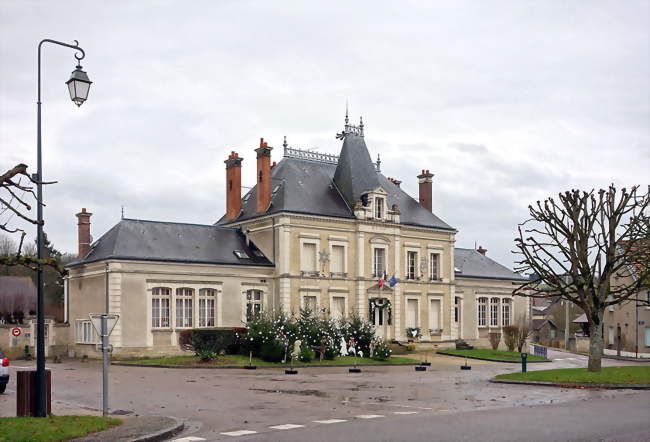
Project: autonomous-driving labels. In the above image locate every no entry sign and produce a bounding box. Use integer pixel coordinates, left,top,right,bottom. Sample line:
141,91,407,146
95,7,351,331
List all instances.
11,327,21,337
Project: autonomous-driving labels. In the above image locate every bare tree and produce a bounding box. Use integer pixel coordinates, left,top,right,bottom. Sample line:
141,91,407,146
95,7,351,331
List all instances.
0,164,65,274
514,185,649,371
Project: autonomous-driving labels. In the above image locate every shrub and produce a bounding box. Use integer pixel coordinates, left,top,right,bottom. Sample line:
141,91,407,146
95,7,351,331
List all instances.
489,332,501,350
502,325,518,352
372,339,391,361
260,339,286,362
191,329,235,354
324,347,338,360
405,343,416,352
197,349,218,362
299,343,315,362
178,329,193,351
340,312,375,356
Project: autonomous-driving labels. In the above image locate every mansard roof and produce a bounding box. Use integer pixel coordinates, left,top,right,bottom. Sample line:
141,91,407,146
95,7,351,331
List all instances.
217,134,454,231
454,248,527,281
67,218,273,267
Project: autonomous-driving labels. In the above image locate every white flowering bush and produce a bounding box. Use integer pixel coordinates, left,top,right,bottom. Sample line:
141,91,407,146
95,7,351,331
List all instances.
243,309,378,361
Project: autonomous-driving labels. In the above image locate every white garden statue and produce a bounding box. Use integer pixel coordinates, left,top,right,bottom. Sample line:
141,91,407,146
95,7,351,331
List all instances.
291,339,302,361
339,337,348,356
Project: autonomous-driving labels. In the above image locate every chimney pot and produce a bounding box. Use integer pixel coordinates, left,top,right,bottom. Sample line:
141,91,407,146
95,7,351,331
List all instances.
477,245,487,256
255,139,273,213
224,151,244,220
417,169,434,212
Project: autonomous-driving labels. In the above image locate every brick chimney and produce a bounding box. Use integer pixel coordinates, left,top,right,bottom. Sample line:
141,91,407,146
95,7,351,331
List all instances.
417,169,434,211
224,151,243,220
76,208,92,258
477,245,487,256
255,137,273,213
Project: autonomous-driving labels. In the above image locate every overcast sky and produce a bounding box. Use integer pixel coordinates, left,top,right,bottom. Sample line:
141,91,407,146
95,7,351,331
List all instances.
1,1,648,268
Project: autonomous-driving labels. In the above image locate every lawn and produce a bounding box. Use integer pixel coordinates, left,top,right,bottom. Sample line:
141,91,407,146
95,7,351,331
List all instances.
0,415,121,442
495,366,650,384
116,354,419,367
438,349,550,362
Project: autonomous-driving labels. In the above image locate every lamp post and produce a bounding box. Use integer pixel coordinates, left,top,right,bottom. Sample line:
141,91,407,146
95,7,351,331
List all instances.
35,38,91,418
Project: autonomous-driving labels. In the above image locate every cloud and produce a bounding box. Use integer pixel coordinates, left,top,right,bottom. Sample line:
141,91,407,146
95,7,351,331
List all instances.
1,0,648,270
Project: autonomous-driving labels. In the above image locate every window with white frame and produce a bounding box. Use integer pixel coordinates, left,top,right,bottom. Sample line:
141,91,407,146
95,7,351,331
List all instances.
406,251,418,279
478,297,487,327
490,298,500,327
373,247,386,277
75,320,99,344
330,244,345,275
176,287,194,328
502,298,511,326
429,299,441,331
374,197,384,219
198,288,216,327
303,295,317,312
430,253,440,280
331,296,345,320
246,289,263,321
152,287,171,328
406,299,419,328
301,242,317,272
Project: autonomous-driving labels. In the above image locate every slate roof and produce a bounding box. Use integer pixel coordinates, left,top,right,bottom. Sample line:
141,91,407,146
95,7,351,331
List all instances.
67,218,273,267
217,134,454,231
454,248,527,281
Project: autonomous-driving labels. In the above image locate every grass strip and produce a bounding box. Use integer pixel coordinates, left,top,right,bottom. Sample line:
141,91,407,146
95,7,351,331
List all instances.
116,354,418,367
439,349,549,362
495,366,650,384
0,415,121,442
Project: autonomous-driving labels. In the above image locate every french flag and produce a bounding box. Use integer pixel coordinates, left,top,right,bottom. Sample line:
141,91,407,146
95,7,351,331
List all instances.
378,270,388,288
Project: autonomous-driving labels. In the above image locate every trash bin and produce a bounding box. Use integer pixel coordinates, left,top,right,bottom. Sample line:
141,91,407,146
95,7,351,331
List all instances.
16,370,51,417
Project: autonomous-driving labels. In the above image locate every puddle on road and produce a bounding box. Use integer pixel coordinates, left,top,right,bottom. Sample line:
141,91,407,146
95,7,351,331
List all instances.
249,388,328,398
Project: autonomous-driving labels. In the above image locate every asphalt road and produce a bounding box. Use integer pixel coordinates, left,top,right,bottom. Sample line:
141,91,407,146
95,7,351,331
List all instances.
1,349,648,442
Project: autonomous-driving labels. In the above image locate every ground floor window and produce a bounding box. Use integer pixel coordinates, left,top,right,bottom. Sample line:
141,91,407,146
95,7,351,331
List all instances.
645,327,650,347
75,320,98,344
246,289,263,321
502,299,511,326
303,295,317,312
152,287,171,328
406,299,419,328
478,297,487,327
198,288,216,327
176,288,194,328
429,299,441,331
490,298,500,327
331,296,345,320
454,296,460,323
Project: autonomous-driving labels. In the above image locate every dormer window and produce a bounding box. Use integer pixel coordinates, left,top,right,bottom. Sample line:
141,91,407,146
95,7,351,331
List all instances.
375,197,385,219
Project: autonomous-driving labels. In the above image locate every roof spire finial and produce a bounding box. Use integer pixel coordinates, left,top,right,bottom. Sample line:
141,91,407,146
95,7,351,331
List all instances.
376,153,381,172
283,135,288,149
345,101,349,125
359,116,364,137
121,205,124,219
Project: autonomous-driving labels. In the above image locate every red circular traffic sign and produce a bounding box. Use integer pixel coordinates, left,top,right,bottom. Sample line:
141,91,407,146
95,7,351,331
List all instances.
11,327,21,337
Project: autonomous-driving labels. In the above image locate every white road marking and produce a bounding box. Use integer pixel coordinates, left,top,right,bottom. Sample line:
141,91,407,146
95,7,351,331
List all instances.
393,411,418,415
313,419,348,424
390,403,433,410
269,424,305,430
356,414,384,419
220,430,258,437
172,437,206,442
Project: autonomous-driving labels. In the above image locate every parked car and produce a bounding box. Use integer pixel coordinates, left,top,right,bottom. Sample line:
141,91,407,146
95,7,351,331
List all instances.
0,348,9,394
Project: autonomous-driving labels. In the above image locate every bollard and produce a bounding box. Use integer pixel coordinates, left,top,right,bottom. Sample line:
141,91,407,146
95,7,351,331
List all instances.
521,352,527,373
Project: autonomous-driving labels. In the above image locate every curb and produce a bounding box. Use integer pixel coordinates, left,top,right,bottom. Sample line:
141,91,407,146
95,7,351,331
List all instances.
436,351,551,363
112,362,419,369
489,379,650,390
130,417,185,442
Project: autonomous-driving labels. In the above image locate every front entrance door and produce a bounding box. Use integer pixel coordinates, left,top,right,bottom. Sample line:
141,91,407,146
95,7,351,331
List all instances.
370,297,390,339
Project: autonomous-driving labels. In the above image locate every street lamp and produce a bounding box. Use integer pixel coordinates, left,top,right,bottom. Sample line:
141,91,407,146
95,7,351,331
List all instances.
35,38,90,418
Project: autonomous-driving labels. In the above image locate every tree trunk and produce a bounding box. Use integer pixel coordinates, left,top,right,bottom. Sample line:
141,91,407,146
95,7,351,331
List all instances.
588,313,604,372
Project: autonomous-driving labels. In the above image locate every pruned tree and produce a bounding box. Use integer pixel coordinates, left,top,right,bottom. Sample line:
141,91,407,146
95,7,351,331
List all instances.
0,163,65,274
514,185,650,372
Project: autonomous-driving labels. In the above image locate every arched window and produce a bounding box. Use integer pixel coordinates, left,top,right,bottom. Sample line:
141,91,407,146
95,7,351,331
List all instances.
490,298,500,327
152,287,171,328
478,297,487,327
199,289,217,327
176,288,194,328
502,299,511,326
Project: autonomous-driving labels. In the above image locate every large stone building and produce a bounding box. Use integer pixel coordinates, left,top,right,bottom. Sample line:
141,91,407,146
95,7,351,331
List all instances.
65,116,528,358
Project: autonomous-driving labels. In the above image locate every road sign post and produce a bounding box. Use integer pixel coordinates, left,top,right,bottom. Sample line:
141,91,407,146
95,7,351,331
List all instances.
89,313,119,417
